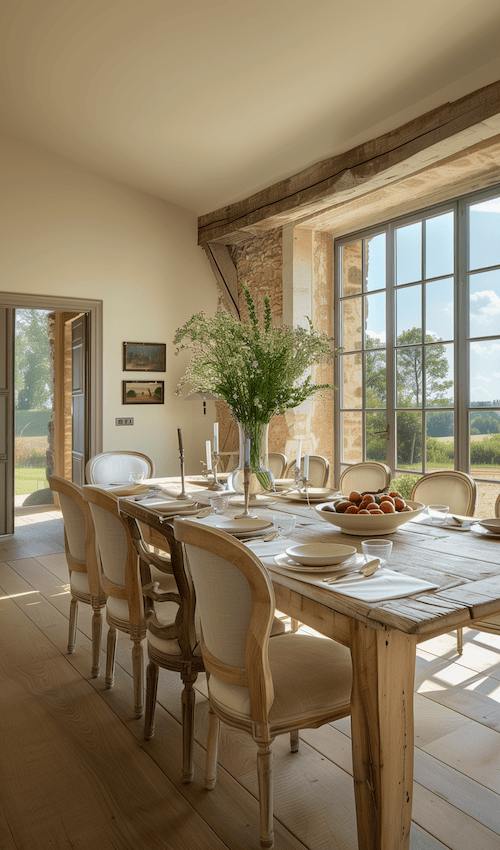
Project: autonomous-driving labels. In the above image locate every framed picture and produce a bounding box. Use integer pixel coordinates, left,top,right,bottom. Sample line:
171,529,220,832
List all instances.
122,380,164,404
123,342,166,372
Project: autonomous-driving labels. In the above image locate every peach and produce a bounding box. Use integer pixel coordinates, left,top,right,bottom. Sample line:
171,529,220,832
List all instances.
349,490,363,504
380,500,396,513
394,497,406,512
345,505,359,514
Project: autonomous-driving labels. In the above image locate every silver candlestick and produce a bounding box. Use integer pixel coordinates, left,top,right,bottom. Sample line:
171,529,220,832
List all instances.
177,448,191,499
235,465,258,518
207,451,225,491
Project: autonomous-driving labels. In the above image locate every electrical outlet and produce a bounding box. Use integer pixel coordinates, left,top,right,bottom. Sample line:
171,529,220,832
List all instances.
116,418,134,425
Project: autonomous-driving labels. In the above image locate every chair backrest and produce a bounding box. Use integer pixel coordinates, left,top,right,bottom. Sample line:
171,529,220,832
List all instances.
496,493,500,518
339,462,392,496
268,452,287,479
48,475,101,597
122,507,199,657
82,486,144,626
85,451,154,485
410,470,477,516
285,455,330,487
174,519,275,723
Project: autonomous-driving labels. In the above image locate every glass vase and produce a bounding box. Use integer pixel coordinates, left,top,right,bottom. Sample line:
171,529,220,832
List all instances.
228,420,274,495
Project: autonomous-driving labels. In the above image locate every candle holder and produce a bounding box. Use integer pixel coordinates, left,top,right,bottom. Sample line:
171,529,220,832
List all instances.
235,466,258,518
207,451,225,491
176,448,191,500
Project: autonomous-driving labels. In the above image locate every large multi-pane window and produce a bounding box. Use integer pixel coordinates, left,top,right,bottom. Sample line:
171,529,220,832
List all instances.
335,187,500,504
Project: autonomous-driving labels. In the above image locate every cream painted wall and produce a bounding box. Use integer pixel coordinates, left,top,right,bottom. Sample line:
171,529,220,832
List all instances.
0,133,218,476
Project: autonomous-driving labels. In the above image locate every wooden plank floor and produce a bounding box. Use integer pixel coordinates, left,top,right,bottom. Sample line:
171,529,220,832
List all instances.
1,510,500,849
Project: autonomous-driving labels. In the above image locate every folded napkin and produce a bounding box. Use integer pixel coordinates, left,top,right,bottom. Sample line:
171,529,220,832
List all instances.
108,484,149,497
256,546,439,602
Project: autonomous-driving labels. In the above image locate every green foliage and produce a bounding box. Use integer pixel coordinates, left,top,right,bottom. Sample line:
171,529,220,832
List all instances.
15,436,47,468
470,434,500,465
15,467,49,496
15,409,52,437
126,389,137,397
174,284,337,433
470,411,500,435
388,474,422,500
15,309,52,411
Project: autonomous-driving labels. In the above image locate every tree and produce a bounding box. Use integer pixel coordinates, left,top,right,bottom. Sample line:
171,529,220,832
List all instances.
365,327,453,467
15,310,52,410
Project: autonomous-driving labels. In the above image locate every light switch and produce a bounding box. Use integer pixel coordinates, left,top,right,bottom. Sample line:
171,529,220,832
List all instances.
116,418,134,425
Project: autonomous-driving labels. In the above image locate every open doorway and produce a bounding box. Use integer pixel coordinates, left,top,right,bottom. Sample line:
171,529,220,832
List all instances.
0,292,102,536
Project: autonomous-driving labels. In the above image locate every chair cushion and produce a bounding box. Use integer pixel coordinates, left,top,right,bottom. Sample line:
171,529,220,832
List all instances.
147,600,203,657
208,632,352,727
70,571,90,596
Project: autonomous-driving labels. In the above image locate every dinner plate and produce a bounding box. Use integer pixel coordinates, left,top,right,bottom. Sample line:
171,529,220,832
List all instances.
273,552,366,572
470,522,500,539
285,543,356,566
150,504,202,517
216,518,272,534
478,518,500,534
275,488,341,503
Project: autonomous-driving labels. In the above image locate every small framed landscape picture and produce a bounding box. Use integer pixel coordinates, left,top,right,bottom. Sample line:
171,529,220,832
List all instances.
123,342,166,372
123,380,164,404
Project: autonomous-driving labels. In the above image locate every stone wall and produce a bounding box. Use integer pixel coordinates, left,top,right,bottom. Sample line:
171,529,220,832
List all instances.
215,227,337,484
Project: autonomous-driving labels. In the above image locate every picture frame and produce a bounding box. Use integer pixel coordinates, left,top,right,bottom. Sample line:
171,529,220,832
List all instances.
123,341,166,372
122,380,164,404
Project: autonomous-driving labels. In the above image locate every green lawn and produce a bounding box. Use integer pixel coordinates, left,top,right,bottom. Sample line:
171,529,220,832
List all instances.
15,467,49,496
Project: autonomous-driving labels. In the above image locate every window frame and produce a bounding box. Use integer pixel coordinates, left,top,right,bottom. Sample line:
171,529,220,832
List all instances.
333,184,500,488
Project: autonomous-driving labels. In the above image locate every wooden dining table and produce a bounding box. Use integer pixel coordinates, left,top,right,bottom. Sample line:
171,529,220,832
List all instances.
117,479,500,850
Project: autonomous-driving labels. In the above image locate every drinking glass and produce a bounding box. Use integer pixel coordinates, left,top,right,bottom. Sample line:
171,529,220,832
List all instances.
129,472,145,484
209,495,229,515
272,514,297,538
428,504,449,525
361,538,393,565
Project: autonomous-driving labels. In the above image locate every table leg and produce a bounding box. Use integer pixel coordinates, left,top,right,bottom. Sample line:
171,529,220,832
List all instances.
350,621,416,850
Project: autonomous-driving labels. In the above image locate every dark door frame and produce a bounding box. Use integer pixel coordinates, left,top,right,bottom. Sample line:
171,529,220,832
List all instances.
0,291,102,529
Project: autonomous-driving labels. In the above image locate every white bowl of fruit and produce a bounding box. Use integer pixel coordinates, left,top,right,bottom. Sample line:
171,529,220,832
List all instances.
315,490,425,535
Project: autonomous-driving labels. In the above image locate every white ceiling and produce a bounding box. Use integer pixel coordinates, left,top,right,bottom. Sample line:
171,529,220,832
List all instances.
2,0,500,215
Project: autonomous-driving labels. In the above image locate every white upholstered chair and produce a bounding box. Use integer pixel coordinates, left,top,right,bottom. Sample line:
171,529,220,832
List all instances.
284,454,330,487
49,475,106,677
82,486,148,717
267,452,287,479
411,470,477,655
174,519,352,849
85,451,154,486
338,462,392,496
410,470,477,516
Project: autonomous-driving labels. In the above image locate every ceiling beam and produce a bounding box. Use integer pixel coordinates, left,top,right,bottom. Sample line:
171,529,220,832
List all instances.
198,79,500,245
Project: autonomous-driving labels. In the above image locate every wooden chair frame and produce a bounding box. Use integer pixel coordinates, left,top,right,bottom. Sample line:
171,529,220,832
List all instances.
121,503,205,783
338,462,392,495
174,518,351,848
284,455,330,487
49,476,106,677
85,450,154,485
83,486,146,717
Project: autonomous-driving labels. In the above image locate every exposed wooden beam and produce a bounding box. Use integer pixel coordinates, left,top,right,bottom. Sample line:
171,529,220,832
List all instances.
198,79,500,245
201,243,240,318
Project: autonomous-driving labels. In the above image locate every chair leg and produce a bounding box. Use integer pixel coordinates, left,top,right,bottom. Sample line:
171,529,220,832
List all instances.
131,637,144,718
91,605,103,678
257,741,274,849
457,627,464,655
290,729,299,753
144,660,159,741
181,673,198,784
205,707,220,790
105,626,117,688
68,596,78,654
290,618,300,632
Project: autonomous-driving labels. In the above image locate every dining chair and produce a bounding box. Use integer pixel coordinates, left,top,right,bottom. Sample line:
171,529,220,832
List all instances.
495,493,500,517
338,461,392,496
48,475,106,677
284,454,330,487
173,518,352,849
122,511,205,783
267,452,287,479
410,470,477,516
82,485,148,717
411,470,477,655
85,451,154,486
